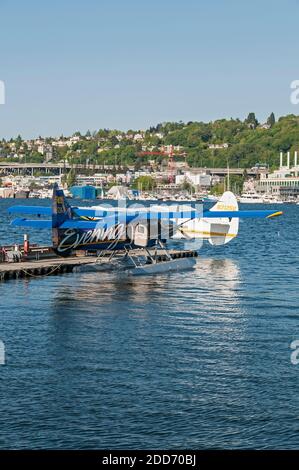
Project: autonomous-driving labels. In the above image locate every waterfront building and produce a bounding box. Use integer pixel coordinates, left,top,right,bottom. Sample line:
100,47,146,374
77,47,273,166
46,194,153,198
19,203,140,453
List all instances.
176,171,212,188
76,174,107,187
256,151,299,199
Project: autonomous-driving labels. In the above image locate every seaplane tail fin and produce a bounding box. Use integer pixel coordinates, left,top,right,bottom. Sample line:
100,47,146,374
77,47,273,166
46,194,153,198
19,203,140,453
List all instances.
52,184,73,250
207,191,239,245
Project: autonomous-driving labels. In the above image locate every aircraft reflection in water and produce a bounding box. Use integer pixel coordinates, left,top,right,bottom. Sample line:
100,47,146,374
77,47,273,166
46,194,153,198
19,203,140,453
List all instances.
51,269,172,306
48,258,245,370
50,257,241,310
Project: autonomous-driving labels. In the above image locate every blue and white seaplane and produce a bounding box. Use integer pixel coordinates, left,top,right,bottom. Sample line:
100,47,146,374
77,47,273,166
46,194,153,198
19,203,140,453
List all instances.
7,184,282,275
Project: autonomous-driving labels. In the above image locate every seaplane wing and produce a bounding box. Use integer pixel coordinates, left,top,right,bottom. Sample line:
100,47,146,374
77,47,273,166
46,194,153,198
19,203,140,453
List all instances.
71,206,282,220
73,207,200,220
202,210,283,219
8,205,281,222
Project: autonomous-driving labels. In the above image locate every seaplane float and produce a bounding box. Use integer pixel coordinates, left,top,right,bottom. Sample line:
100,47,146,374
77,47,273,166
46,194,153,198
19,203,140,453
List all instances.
7,184,283,276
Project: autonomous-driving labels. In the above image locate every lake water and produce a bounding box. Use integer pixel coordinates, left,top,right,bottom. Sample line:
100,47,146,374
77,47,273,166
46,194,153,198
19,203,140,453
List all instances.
0,199,298,449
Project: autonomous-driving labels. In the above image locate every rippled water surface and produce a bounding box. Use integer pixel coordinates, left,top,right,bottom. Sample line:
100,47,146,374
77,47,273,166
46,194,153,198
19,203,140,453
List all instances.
0,199,298,449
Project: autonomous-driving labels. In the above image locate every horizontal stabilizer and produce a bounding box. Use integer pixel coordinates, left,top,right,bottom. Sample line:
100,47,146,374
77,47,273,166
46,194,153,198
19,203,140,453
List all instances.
11,218,52,228
7,206,52,216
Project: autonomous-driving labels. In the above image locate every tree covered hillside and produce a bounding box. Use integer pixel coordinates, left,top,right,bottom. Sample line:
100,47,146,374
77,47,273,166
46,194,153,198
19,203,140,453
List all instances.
1,113,299,169
161,113,299,169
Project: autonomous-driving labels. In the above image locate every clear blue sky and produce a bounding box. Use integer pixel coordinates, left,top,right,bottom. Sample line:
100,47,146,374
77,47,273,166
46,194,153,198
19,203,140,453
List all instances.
0,0,298,138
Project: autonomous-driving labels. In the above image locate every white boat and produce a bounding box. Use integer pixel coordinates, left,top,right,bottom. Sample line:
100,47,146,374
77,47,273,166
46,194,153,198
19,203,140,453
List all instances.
262,194,284,204
239,192,264,203
38,189,53,199
135,193,158,202
29,191,40,199
204,195,219,202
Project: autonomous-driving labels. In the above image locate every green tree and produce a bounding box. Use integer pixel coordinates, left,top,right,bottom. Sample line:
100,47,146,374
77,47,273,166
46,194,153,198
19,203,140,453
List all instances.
181,178,193,192
132,176,156,191
245,112,259,129
267,112,275,127
66,169,76,188
210,182,225,195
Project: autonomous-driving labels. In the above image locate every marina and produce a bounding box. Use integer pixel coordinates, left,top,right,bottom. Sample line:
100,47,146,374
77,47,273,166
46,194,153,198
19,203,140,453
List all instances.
1,155,299,203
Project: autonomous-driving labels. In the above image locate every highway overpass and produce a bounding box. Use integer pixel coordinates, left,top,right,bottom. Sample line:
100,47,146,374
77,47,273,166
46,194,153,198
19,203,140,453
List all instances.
0,162,267,177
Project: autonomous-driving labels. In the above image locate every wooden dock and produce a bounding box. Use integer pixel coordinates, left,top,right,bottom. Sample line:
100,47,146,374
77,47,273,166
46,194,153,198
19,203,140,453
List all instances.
0,255,98,282
0,248,198,282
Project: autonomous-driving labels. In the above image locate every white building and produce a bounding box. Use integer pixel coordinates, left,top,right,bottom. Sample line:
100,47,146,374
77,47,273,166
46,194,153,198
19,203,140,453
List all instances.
133,133,145,142
259,123,271,130
76,174,107,186
52,140,67,148
70,136,81,143
37,144,53,161
256,151,299,197
176,171,211,188
208,143,229,150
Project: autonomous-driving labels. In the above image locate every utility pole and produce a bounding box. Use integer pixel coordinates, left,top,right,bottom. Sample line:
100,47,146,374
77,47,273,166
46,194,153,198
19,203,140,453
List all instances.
227,159,230,191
